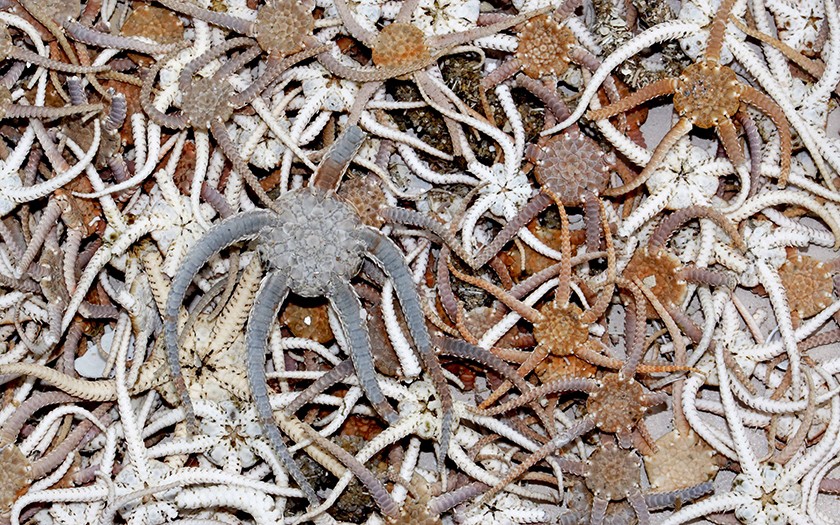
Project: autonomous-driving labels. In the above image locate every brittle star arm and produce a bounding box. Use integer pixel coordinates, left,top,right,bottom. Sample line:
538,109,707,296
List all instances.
738,86,792,186
311,124,366,192
474,417,597,507
164,210,279,434
327,278,400,424
541,21,701,135
297,419,400,519
587,77,678,122
209,118,280,212
284,359,355,417
246,270,320,506
603,117,694,196
356,227,454,473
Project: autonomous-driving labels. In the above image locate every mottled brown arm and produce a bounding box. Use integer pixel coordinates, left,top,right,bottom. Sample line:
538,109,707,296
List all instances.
739,85,792,187
603,117,693,196
587,77,677,121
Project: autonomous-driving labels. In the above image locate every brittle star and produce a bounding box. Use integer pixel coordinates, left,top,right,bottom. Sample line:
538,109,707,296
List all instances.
164,125,454,506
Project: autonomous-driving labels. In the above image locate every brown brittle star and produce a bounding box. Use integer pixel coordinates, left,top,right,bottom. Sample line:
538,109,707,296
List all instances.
319,0,550,143
470,369,670,507
469,85,631,270
587,0,792,192
551,440,715,525
449,199,687,410
480,8,578,89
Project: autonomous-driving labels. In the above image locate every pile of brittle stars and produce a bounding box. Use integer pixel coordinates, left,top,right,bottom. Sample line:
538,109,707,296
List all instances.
3,0,840,523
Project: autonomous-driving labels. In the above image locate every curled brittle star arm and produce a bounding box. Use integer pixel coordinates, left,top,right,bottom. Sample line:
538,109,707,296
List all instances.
328,278,399,424
649,206,746,252
0,391,79,445
177,279,230,349
739,86,792,187
584,192,602,253
728,17,824,79
436,246,460,324
428,6,551,49
381,207,474,265
620,277,648,377
357,227,454,473
475,378,598,417
716,117,746,170
554,201,572,305
729,190,840,248
587,77,677,121
16,199,63,276
318,47,442,82
631,276,689,372
429,482,489,514
298,420,399,518
5,120,99,204
603,117,693,197
246,271,320,506
209,118,279,212
155,0,253,34
542,21,701,135
774,366,816,464
230,43,329,109
482,58,523,90
434,335,556,435
139,46,190,130
435,336,534,396
580,200,615,324
332,0,377,45
0,363,116,400
179,37,257,91
658,493,752,525
31,402,112,479
515,75,572,122
472,192,553,270
164,210,279,433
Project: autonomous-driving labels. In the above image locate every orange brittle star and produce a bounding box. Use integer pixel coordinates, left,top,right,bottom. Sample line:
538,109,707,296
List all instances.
587,0,792,193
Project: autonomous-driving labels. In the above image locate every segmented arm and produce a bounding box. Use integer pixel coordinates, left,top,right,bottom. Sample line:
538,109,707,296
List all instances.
328,278,399,424
311,125,367,192
357,227,454,473
645,481,714,510
298,420,399,519
246,271,320,506
164,210,278,434
284,359,355,417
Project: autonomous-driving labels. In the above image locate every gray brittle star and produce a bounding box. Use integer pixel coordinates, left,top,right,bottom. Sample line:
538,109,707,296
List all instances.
164,126,453,506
